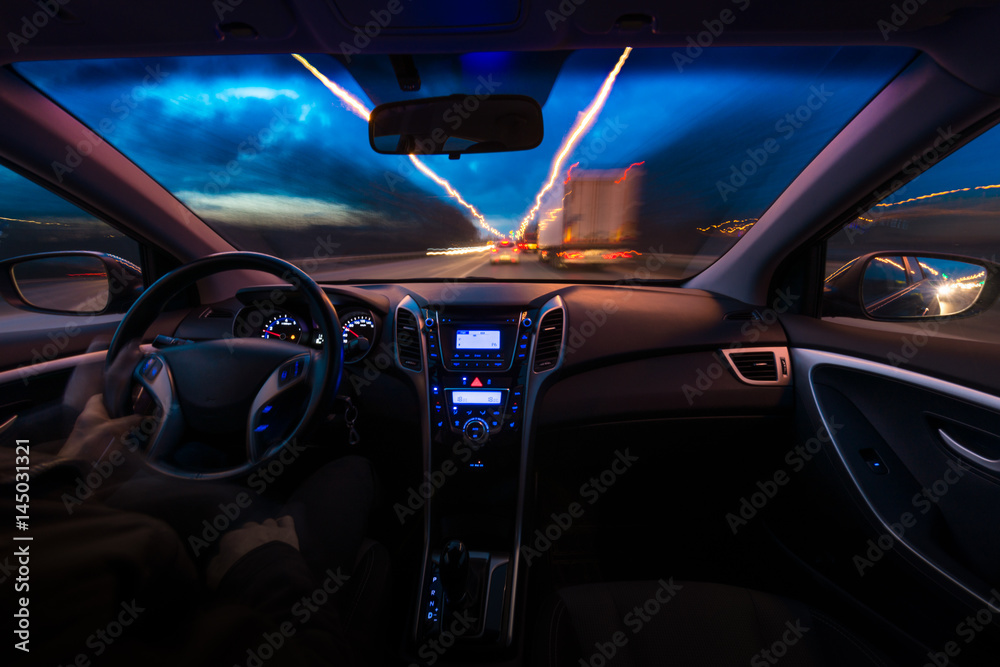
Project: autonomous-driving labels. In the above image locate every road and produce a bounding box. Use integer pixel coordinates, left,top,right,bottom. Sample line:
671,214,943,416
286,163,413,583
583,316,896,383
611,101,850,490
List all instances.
309,251,707,282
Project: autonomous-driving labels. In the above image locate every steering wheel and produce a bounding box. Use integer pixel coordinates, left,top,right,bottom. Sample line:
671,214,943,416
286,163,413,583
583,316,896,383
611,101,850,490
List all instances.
104,252,342,480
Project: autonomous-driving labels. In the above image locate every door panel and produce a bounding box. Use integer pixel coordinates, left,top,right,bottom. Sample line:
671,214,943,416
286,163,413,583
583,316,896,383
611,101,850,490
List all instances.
784,338,1000,661
803,352,1000,589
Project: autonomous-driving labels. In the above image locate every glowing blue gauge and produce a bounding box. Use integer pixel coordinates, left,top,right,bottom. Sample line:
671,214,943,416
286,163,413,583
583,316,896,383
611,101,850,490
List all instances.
341,312,376,363
261,315,302,343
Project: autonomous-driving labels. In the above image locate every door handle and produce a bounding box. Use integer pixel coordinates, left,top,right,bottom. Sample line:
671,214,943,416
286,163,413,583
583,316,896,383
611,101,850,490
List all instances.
939,428,1000,472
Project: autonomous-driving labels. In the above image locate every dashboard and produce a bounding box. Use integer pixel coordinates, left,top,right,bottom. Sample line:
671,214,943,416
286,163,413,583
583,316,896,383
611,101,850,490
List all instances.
173,281,795,426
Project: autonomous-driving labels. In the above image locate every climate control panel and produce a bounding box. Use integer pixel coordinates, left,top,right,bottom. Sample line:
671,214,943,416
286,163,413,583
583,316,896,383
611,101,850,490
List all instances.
425,308,532,446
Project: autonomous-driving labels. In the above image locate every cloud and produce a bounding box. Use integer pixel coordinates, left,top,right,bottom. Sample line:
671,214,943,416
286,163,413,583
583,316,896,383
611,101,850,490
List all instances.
174,191,369,228
215,87,300,102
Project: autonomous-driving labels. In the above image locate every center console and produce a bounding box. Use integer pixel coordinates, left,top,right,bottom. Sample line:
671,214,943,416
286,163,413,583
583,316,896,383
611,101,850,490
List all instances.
396,295,565,660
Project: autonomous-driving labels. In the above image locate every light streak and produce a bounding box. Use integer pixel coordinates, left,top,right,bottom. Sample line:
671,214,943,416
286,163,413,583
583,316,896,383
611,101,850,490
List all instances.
538,207,562,232
696,218,758,237
614,161,645,184
873,256,905,271
564,162,579,185
875,183,1000,208
515,47,633,240
292,54,371,121
408,155,503,237
293,53,503,239
0,214,51,225
426,244,494,256
918,261,939,276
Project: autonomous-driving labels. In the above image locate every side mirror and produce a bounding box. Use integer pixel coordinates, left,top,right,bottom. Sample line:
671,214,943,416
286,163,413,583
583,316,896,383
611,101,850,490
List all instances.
0,251,143,315
824,252,1000,320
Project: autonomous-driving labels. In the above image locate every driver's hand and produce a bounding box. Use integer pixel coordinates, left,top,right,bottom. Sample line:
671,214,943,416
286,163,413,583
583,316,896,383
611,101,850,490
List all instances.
59,394,146,466
206,516,300,589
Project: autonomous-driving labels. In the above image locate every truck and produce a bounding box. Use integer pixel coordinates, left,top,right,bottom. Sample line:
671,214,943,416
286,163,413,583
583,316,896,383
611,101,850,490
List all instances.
519,229,538,253
538,165,641,267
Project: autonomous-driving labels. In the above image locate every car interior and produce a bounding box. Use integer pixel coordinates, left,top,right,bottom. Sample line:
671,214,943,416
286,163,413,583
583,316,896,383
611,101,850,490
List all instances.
3,1,1000,665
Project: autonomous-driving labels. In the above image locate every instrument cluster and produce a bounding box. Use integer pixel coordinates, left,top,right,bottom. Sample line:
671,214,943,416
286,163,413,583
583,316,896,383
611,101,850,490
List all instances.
248,308,378,364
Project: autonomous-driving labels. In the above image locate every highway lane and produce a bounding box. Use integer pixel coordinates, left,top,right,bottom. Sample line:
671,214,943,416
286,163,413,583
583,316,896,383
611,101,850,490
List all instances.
308,250,707,282
312,251,573,281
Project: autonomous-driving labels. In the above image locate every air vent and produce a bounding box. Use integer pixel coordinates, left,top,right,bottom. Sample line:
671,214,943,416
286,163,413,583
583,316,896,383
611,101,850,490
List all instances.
201,307,234,318
721,347,791,386
729,351,777,381
533,308,564,372
395,308,422,371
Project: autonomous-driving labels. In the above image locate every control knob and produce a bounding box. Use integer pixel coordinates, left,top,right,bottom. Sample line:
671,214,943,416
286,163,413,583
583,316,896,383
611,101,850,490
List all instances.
463,418,489,444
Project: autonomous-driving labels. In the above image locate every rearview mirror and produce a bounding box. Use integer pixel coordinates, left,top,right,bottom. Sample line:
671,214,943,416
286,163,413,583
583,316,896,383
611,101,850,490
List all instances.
824,252,1000,320
369,94,543,156
0,251,143,315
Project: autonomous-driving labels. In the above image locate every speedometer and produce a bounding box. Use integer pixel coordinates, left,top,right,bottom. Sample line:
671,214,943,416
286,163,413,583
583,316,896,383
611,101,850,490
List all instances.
341,311,376,363
262,315,302,343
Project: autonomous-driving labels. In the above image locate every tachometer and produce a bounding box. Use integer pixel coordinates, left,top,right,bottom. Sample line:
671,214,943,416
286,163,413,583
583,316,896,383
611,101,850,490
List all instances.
341,311,376,363
262,315,303,343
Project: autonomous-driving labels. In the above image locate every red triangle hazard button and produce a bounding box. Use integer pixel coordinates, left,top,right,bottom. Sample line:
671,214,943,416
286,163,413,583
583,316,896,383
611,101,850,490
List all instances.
471,377,483,387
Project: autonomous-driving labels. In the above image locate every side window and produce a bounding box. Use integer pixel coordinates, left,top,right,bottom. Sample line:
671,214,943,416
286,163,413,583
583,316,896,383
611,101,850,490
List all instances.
0,167,140,263
0,165,141,330
824,121,1000,344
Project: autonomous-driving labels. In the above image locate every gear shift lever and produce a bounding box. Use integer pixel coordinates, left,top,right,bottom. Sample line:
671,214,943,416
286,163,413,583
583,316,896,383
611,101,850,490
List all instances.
440,539,470,606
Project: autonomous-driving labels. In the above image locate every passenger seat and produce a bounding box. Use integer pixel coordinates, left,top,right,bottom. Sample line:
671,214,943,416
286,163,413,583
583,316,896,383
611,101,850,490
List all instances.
532,580,894,666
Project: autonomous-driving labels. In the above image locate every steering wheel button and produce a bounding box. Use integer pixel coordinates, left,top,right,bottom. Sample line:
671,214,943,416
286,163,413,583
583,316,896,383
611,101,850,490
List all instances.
141,357,163,378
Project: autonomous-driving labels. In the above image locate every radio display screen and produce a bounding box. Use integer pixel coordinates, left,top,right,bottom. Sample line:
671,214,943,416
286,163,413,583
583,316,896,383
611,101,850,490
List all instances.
455,330,501,350
452,390,503,405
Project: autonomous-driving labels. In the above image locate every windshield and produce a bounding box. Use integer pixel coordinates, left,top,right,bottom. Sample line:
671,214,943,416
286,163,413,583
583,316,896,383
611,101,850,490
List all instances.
16,47,913,282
